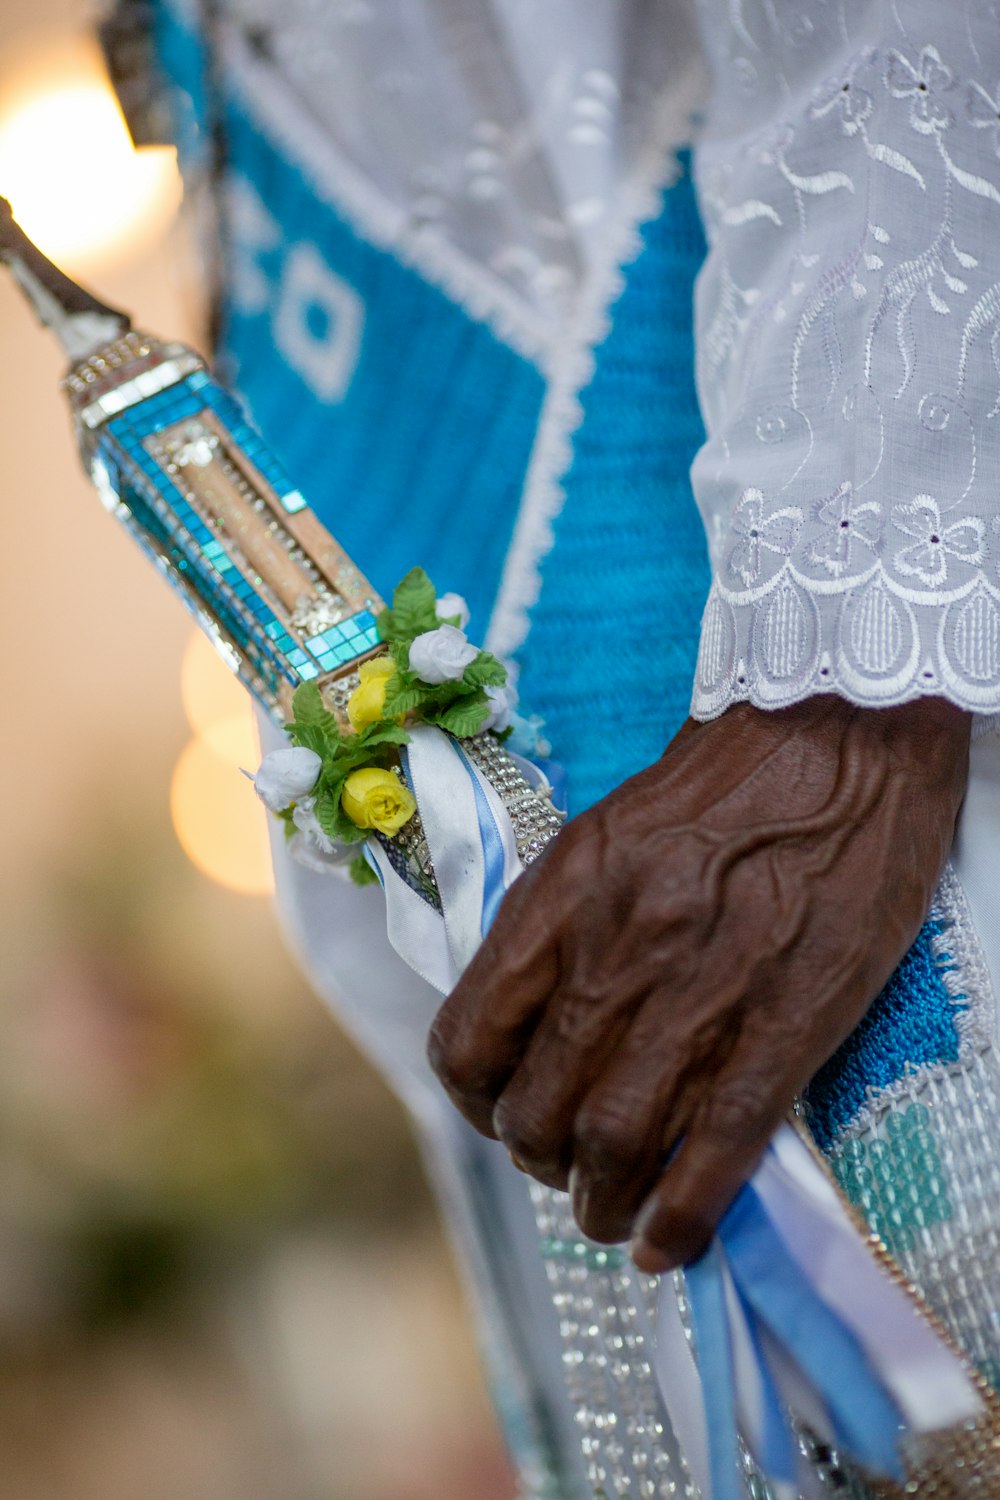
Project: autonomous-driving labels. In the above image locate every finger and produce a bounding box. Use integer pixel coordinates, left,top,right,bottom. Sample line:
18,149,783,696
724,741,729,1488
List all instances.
491,981,642,1188
629,1044,798,1273
427,880,559,1136
566,997,739,1244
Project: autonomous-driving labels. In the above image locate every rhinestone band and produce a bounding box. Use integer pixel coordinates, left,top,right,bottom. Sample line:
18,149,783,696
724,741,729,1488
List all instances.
462,733,566,864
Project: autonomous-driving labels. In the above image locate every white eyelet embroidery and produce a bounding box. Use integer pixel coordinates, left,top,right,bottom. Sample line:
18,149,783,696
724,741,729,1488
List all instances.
691,2,1000,720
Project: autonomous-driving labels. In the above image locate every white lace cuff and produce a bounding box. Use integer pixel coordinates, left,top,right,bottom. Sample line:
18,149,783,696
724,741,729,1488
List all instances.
687,2,1000,723
692,563,1000,720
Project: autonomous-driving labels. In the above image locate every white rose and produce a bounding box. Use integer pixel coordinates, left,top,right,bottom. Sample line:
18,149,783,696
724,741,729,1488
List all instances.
408,623,479,684
288,833,357,877
482,683,515,733
287,799,357,874
253,746,322,811
435,592,470,629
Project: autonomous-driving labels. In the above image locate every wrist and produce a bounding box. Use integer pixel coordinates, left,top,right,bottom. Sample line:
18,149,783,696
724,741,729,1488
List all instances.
656,695,971,837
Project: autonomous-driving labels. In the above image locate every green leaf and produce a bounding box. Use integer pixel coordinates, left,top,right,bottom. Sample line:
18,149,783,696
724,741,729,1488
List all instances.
291,681,325,723
314,788,366,843
313,789,341,837
416,678,467,711
287,722,330,759
349,853,380,887
376,605,394,642
289,681,340,749
462,651,508,690
358,723,411,750
333,748,373,779
389,567,438,640
333,740,386,776
381,682,424,718
431,692,489,738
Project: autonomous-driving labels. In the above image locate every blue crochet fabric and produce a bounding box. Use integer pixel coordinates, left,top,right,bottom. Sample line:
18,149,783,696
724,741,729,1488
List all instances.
805,921,969,1152
216,95,546,618
514,165,710,816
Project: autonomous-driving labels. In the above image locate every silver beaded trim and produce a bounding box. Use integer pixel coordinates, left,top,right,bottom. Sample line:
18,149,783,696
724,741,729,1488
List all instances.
462,733,566,865
531,1181,697,1500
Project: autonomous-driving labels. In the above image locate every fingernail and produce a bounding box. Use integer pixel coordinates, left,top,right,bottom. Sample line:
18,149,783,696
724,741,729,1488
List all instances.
630,1237,675,1276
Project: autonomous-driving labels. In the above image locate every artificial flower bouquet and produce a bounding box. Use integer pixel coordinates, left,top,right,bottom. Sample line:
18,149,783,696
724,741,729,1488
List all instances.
251,566,543,892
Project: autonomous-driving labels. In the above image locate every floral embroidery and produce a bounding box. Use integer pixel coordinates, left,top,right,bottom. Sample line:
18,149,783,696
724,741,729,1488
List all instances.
887,46,955,134
892,497,985,587
728,488,802,586
966,80,1000,159
810,68,874,136
806,483,881,578
691,6,1000,720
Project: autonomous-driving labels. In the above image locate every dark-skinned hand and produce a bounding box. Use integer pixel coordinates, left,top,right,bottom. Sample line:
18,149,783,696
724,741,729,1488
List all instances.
427,695,971,1273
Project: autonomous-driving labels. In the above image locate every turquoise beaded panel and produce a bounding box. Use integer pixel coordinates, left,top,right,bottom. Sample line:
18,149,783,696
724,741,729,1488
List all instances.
101,370,378,706
828,1103,953,1258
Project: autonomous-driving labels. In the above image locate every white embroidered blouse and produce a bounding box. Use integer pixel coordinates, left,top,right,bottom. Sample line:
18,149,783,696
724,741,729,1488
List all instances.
222,0,1000,718
690,0,1000,720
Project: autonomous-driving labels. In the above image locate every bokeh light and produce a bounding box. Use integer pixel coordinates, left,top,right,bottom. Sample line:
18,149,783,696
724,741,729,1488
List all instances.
181,630,255,756
172,630,274,896
0,44,181,273
171,734,274,898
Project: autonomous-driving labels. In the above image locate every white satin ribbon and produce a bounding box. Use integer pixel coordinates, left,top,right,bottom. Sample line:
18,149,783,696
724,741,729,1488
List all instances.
366,838,457,994
654,1283,712,1498
371,725,524,987
757,1126,980,1432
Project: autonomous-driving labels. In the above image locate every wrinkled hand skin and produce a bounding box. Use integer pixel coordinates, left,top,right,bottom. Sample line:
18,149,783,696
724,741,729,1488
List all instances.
427,696,971,1273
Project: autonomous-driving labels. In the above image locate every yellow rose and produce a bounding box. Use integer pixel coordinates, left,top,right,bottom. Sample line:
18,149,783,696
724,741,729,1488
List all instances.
346,655,398,731
341,766,416,835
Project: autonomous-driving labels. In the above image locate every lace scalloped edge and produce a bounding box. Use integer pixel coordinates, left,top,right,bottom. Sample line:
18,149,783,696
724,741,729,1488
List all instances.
692,674,1000,724
692,568,1000,723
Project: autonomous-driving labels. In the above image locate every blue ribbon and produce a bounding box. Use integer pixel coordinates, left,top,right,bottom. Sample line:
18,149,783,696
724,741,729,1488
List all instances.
720,1186,905,1481
362,843,384,885
453,743,510,937
735,1278,800,1483
686,1239,745,1500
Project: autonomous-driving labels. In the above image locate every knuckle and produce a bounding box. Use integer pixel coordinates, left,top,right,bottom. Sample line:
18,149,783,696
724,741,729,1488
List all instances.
573,1104,640,1175
493,1101,544,1159
553,992,602,1046
427,1018,485,1098
702,1081,769,1147
493,1100,565,1178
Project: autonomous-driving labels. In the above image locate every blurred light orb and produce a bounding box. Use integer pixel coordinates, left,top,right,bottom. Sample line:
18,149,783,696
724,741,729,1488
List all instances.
181,630,256,757
0,74,181,272
171,737,275,897
174,630,273,895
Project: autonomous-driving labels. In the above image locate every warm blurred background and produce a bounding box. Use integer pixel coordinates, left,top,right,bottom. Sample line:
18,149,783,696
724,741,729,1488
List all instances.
0,3,512,1496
